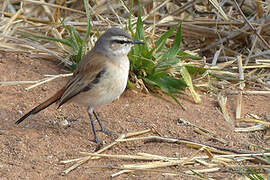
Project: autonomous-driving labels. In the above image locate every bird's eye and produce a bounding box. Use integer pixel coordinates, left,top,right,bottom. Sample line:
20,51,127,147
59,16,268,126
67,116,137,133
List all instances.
116,40,126,44
114,40,126,44
113,40,132,44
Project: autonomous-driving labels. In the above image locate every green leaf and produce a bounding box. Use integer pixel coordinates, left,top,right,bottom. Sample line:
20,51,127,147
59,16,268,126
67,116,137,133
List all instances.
181,66,201,103
151,25,176,54
135,6,144,41
144,73,186,109
72,26,83,45
127,80,134,89
127,0,134,37
23,33,72,47
184,65,206,75
164,24,182,58
156,56,180,69
145,72,186,94
70,26,81,49
210,74,244,81
178,51,201,59
263,155,270,164
62,21,73,37
168,94,185,110
245,167,265,180
83,0,91,42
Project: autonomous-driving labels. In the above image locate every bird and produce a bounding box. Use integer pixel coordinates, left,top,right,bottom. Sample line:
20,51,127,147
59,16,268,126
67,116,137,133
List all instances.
15,28,144,144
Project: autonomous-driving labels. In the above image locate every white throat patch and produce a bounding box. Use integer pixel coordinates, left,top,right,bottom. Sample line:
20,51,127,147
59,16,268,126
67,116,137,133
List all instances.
111,44,131,56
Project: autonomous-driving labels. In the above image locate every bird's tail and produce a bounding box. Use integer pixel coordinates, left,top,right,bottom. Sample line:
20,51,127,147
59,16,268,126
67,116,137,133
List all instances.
15,87,65,124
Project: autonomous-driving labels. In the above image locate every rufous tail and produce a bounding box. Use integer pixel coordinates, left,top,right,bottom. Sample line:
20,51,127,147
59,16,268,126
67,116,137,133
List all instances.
15,87,65,124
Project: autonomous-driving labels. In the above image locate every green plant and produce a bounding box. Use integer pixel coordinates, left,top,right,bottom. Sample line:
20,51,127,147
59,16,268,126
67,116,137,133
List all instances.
26,0,203,108
243,153,270,180
127,6,203,108
244,167,267,180
25,0,91,71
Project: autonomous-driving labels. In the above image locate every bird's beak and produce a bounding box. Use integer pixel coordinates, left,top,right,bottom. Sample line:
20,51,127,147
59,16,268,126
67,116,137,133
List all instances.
133,40,144,44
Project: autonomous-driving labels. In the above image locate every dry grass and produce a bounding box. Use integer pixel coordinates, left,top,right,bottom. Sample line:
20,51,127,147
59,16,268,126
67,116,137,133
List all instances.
0,0,270,178
60,129,270,178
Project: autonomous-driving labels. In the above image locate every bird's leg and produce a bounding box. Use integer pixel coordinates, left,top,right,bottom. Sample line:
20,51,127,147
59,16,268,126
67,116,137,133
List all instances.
88,107,101,144
93,110,113,136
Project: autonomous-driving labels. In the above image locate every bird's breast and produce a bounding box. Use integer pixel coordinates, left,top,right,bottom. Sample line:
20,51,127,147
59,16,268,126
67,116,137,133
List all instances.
73,57,130,107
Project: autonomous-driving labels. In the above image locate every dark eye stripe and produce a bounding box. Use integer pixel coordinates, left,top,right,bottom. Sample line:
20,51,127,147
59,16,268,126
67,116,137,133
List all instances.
113,40,133,44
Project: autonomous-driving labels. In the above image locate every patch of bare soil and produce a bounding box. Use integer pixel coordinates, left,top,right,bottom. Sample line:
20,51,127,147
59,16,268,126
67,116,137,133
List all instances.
0,53,269,179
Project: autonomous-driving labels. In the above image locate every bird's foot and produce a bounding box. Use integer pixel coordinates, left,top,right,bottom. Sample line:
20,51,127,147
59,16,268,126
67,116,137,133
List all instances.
98,129,118,138
89,137,103,145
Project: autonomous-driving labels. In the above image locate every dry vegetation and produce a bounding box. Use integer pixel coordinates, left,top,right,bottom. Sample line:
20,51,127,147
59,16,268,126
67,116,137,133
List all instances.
1,0,270,179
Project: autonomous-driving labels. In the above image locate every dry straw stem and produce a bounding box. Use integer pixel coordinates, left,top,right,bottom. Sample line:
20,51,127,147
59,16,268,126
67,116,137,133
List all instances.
22,0,85,14
209,0,228,20
0,34,67,62
235,91,242,119
61,129,151,175
61,131,267,176
193,128,227,144
236,55,244,119
111,149,207,178
226,90,270,95
177,118,227,144
245,18,264,66
232,64,270,69
1,0,270,177
211,48,222,66
217,93,234,126
143,136,252,154
110,168,206,179
237,118,270,128
234,117,269,132
86,147,270,177
234,124,266,132
2,8,24,34
97,151,265,164
1,11,51,24
184,167,220,175
25,73,73,90
237,55,245,90
0,73,73,90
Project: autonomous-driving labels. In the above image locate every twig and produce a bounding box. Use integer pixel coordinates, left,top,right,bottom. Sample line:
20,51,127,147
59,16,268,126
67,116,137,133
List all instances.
178,118,227,144
61,129,151,175
25,73,72,91
22,0,85,14
144,136,254,154
232,0,270,49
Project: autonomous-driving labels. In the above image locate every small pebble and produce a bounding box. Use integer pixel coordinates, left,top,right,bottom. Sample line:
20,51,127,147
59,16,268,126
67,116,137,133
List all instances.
134,117,141,123
41,86,48,91
58,119,70,128
18,110,23,115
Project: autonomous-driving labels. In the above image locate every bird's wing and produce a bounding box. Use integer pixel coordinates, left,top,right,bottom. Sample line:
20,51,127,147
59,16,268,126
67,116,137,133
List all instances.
58,51,108,107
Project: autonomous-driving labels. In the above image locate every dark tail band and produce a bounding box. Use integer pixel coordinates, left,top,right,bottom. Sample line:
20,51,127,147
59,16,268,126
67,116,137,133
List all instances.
15,99,56,124
15,87,65,124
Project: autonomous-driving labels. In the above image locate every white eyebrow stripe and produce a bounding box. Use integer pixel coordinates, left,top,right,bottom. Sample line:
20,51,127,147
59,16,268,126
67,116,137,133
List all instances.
110,36,129,41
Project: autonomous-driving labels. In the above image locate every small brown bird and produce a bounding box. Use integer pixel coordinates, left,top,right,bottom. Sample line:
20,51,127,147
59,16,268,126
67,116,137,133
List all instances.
16,28,144,143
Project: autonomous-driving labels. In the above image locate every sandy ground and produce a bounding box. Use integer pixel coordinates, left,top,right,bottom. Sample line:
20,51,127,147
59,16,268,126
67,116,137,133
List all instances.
0,53,269,179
